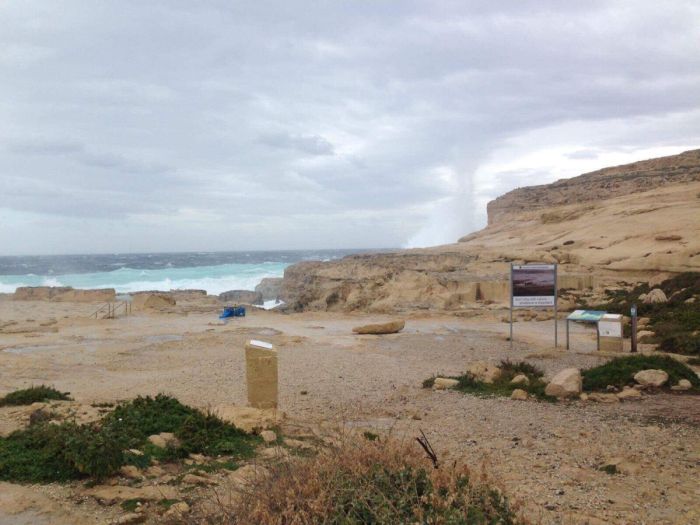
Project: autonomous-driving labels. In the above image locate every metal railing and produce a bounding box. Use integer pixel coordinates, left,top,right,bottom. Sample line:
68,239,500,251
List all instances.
90,301,132,319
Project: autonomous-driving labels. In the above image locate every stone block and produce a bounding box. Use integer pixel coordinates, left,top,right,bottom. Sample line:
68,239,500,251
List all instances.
245,340,278,409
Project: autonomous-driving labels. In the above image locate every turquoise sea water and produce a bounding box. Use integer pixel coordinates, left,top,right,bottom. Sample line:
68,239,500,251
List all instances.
0,262,288,295
0,250,369,295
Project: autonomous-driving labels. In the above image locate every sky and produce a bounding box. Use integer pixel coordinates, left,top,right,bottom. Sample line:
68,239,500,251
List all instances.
1,1,699,255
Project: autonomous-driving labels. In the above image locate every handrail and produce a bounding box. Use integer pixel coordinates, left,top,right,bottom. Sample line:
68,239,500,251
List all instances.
90,301,131,319
91,302,111,319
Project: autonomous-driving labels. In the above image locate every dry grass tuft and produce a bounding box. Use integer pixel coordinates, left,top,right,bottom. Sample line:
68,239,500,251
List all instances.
197,438,524,524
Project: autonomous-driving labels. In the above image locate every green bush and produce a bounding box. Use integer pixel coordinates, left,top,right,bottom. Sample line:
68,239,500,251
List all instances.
102,395,259,459
62,423,123,480
582,355,700,392
425,361,555,401
586,272,700,355
0,385,70,407
0,423,80,482
0,394,259,484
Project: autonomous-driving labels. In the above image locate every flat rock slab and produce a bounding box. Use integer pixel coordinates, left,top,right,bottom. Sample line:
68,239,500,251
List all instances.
352,320,405,335
84,485,179,505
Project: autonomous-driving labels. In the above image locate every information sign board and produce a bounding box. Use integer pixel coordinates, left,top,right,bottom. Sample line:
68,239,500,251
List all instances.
511,264,557,308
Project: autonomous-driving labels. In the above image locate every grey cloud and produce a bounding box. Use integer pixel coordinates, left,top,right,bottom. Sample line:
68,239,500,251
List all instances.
259,133,335,156
566,149,600,160
7,138,84,155
0,0,698,253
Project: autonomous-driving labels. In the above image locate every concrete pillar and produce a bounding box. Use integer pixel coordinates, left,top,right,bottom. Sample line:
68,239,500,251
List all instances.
245,339,278,409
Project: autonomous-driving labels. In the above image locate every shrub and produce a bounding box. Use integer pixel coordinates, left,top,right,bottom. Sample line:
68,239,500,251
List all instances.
102,395,259,459
213,440,523,524
0,423,80,482
448,361,553,401
585,272,700,355
582,355,700,392
62,423,123,480
0,394,258,483
0,385,70,407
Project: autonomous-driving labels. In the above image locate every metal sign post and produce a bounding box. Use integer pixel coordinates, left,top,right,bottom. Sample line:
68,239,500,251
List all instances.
554,264,558,348
630,304,638,353
509,264,514,349
510,263,558,349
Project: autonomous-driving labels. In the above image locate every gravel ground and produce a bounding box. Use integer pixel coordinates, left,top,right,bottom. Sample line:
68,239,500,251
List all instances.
1,302,699,524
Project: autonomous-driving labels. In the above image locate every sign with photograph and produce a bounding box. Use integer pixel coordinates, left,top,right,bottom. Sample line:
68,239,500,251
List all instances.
511,264,557,308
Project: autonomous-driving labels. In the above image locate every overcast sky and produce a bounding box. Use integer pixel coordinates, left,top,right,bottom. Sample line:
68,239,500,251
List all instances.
1,1,699,255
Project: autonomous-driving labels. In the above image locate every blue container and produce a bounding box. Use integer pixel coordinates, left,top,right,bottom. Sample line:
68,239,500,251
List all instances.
220,306,246,319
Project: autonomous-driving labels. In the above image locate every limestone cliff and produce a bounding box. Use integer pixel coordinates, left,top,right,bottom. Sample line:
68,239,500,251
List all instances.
281,149,700,312
486,149,700,225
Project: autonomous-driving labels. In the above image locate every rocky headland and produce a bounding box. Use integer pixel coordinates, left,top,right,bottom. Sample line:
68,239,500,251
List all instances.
279,149,700,312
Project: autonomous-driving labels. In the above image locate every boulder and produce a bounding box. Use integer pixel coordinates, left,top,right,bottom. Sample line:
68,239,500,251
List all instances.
643,288,668,304
465,361,502,384
163,502,190,520
119,465,142,480
433,377,459,390
13,286,72,301
227,464,268,488
132,293,176,310
52,288,116,303
260,430,277,443
671,379,692,391
212,405,284,433
511,389,529,401
113,513,145,525
544,368,582,398
637,330,655,340
147,432,180,449
633,369,669,387
510,374,530,386
352,320,405,335
588,393,620,403
255,278,284,301
219,289,264,305
182,473,216,485
616,387,642,400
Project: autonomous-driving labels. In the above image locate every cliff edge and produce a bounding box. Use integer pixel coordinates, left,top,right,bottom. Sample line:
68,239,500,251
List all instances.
281,149,700,312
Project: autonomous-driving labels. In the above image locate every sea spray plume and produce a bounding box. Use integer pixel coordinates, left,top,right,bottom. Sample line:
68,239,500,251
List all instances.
405,164,477,248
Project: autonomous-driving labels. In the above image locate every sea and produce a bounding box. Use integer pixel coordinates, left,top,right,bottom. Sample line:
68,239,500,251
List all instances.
0,250,371,296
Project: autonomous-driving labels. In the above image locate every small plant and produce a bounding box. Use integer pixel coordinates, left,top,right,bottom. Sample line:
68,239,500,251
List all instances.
599,464,618,475
0,386,70,407
121,499,143,512
581,355,700,392
62,423,124,481
425,361,554,401
213,439,524,524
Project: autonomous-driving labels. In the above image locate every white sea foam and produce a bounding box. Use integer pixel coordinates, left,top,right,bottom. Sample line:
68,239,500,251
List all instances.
0,262,288,296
